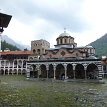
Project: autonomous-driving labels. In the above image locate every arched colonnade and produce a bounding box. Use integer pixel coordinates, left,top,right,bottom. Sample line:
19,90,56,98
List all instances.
27,61,103,80
0,59,27,75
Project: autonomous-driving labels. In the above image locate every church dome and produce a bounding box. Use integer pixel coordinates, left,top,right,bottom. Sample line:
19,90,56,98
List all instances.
59,31,71,37
55,28,77,48
58,29,74,39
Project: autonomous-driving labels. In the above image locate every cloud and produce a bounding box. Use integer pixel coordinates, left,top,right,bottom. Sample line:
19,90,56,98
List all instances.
0,0,89,32
1,0,107,48
3,18,35,45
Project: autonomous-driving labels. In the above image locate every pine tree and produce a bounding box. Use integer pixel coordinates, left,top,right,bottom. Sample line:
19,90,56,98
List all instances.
1,40,20,51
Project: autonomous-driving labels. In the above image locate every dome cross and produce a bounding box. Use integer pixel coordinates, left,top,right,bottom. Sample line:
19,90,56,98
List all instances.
64,27,66,33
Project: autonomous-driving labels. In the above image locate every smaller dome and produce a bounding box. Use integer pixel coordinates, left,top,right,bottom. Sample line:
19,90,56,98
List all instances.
87,56,97,59
85,45,94,48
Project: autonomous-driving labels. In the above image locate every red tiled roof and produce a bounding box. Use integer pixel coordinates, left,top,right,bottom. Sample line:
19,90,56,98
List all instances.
0,51,32,55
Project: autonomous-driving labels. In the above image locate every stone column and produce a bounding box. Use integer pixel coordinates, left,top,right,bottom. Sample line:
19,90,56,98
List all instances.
12,70,14,75
8,69,9,75
17,60,18,69
36,64,40,79
102,65,105,78
46,64,49,79
21,70,23,75
72,64,76,79
3,60,6,75
22,60,23,69
8,61,10,68
98,64,103,80
26,60,27,71
8,62,11,75
12,61,14,74
16,60,18,75
53,64,56,79
84,64,87,79
3,61,5,75
4,60,6,68
26,66,30,80
3,69,5,75
13,61,14,69
64,63,67,79
7,61,9,75
0,60,1,75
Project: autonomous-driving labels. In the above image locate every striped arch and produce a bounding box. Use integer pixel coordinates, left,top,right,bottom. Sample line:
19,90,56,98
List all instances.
67,64,74,79
18,60,22,68
0,69,4,75
14,60,17,68
5,69,8,75
9,69,13,74
18,69,22,74
86,63,99,79
56,64,65,80
75,64,85,79
30,64,38,78
23,60,26,68
1,61,4,66
22,69,26,74
40,64,47,78
48,64,54,78
14,69,17,74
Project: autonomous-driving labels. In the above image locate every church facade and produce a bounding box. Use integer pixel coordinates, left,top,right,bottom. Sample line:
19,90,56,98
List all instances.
27,30,103,81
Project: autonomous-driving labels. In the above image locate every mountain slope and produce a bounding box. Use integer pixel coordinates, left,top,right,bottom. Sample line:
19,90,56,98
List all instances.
89,33,107,57
1,40,20,51
1,35,30,50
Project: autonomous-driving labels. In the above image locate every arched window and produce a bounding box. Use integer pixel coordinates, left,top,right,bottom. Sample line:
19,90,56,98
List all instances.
33,49,36,54
37,49,40,54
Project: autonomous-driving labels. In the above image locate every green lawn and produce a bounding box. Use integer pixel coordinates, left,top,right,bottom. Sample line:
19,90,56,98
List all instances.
0,75,107,107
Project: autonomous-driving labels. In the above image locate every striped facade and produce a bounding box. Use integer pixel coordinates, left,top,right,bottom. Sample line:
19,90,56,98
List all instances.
27,59,104,81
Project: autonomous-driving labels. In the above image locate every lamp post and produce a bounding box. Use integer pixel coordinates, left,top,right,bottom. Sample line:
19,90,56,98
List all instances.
0,12,12,73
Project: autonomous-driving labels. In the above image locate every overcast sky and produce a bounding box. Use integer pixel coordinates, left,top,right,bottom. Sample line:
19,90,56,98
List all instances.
0,0,107,48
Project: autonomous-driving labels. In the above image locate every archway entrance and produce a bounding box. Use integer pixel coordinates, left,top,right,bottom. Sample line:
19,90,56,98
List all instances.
56,64,65,80
14,60,17,68
22,69,26,75
30,65,38,78
75,64,85,79
18,69,21,75
14,69,17,74
9,69,12,75
67,64,74,79
87,63,99,79
23,60,26,68
18,60,22,68
48,64,54,78
0,69,4,75
40,64,47,78
5,69,8,75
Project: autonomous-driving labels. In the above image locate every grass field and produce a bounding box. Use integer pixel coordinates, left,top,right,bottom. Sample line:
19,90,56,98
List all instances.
0,75,107,107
